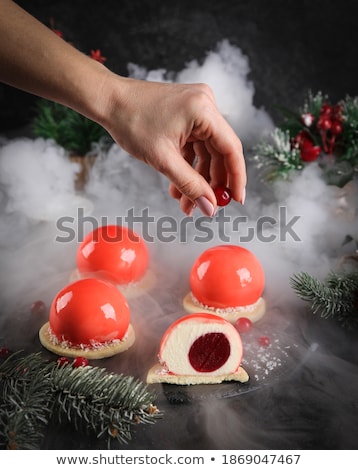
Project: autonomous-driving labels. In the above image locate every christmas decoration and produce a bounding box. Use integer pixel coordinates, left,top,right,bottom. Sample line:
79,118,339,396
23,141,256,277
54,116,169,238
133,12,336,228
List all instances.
32,100,110,157
290,269,358,330
31,19,113,188
0,351,161,450
254,91,358,187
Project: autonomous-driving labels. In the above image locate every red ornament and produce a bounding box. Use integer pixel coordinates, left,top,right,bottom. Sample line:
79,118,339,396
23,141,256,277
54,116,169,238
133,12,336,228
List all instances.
300,141,321,162
214,186,232,206
235,317,253,333
72,356,89,368
330,120,343,135
258,335,270,347
317,116,332,131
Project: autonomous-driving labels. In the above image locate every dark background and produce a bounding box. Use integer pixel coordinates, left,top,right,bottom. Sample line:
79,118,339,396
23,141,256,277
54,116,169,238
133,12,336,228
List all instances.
1,0,358,135
1,0,358,451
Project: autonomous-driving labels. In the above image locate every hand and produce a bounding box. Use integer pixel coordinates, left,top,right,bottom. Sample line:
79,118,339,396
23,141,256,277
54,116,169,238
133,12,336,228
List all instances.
0,0,246,216
102,76,247,216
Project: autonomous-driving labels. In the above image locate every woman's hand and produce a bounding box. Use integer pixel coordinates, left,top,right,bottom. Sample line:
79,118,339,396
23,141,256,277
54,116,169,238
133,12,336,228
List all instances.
102,76,247,216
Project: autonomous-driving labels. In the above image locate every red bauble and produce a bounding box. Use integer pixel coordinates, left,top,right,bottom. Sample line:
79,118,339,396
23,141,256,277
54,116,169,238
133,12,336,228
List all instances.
330,120,343,135
317,116,332,131
214,186,232,207
300,142,321,162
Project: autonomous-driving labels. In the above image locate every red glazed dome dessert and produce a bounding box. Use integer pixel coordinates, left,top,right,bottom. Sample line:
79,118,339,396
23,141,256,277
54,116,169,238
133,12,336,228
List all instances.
146,313,249,385
183,245,266,323
72,225,155,297
39,278,135,358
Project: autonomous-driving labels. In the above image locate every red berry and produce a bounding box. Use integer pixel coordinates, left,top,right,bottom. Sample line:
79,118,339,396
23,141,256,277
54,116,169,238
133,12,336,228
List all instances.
0,347,11,358
258,335,270,347
320,104,333,115
330,120,343,135
57,356,71,367
31,300,46,315
317,116,332,130
214,186,232,206
235,317,253,333
72,356,89,368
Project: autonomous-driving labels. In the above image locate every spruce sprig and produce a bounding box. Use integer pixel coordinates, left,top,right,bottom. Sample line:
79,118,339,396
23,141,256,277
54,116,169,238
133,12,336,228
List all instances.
290,270,358,329
0,351,161,450
32,100,111,155
253,128,303,181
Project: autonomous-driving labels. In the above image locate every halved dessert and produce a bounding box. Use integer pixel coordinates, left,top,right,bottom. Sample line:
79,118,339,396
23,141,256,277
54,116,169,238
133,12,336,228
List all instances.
147,313,249,385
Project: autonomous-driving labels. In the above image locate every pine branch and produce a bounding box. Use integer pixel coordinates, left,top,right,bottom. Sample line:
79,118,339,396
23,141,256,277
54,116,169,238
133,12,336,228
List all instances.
0,352,53,449
0,351,161,450
50,365,161,448
290,271,358,329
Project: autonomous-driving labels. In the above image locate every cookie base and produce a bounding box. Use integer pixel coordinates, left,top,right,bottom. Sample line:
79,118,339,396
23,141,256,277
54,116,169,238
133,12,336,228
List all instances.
183,293,266,324
39,322,135,359
146,364,249,385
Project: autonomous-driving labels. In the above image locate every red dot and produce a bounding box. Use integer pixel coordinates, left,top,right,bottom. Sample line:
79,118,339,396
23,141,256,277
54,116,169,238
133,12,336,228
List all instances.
258,335,270,347
235,317,253,333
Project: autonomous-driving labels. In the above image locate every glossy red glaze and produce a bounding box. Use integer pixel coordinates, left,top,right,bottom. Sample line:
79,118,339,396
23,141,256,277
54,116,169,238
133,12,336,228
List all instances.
76,225,149,285
49,278,130,345
190,245,265,308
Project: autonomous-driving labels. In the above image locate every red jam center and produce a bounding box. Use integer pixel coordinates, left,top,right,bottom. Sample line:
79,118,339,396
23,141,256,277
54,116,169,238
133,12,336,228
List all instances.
188,332,230,372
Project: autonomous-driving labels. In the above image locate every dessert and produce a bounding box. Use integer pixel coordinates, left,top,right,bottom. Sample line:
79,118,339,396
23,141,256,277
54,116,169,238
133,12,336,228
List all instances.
39,278,135,359
183,245,266,323
71,224,155,297
147,313,249,385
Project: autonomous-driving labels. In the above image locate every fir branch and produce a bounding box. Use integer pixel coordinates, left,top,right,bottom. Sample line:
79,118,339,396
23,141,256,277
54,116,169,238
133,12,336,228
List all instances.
32,100,111,155
0,352,53,449
290,271,358,329
50,365,161,448
0,352,161,450
253,128,303,181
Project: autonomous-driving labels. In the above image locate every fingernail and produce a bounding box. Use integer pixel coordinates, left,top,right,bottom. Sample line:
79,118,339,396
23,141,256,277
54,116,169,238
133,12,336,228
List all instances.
241,187,246,205
195,196,215,217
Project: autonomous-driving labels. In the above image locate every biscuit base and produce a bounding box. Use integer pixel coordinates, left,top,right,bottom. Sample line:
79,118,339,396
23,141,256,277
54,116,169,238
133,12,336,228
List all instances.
146,364,249,385
39,322,135,359
69,269,156,299
183,293,266,324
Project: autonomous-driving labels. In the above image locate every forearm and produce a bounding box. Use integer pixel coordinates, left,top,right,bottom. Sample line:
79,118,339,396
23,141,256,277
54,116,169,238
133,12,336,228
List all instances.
0,0,114,124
